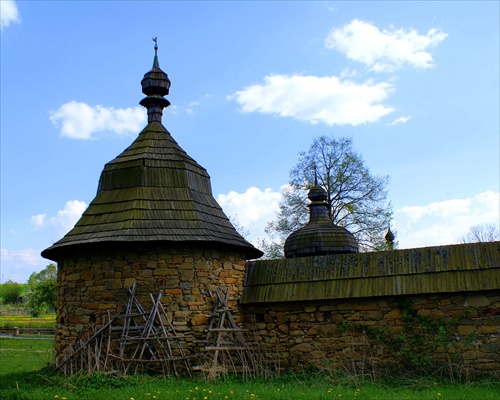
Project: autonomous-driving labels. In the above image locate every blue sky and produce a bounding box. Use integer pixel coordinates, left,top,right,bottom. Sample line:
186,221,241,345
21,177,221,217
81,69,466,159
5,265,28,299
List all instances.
1,1,498,283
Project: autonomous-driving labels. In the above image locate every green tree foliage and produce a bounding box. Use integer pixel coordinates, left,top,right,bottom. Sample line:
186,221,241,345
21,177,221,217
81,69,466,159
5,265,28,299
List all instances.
0,280,22,303
24,264,57,317
264,136,393,257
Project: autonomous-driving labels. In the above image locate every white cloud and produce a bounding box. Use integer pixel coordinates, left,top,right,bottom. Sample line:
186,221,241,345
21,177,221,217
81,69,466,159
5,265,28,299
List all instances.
51,200,88,231
31,200,87,233
230,74,394,126
325,19,447,72
394,190,499,249
30,213,46,229
1,248,39,267
217,187,283,242
1,0,20,30
389,116,411,126
49,101,146,139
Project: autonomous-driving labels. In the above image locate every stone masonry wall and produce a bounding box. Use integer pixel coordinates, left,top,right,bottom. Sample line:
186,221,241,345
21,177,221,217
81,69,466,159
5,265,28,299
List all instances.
55,244,247,365
241,290,500,376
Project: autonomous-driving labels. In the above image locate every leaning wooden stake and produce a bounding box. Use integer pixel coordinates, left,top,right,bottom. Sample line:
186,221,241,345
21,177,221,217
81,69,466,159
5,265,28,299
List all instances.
56,287,192,377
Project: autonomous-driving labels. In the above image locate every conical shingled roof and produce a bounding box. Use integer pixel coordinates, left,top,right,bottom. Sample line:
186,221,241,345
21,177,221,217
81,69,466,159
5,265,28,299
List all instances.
42,45,262,261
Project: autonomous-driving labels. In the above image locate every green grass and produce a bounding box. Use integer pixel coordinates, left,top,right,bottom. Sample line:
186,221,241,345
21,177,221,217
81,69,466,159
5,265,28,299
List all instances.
0,338,499,400
0,313,56,329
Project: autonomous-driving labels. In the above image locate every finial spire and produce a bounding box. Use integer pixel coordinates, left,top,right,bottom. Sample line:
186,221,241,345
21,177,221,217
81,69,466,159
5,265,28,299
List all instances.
152,37,159,68
140,38,171,123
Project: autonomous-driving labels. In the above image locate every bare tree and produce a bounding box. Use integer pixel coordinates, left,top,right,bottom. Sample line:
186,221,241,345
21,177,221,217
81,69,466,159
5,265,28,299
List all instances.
461,223,500,243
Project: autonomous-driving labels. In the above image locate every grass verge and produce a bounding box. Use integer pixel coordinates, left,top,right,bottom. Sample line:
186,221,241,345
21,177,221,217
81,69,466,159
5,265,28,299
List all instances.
0,338,499,400
0,313,56,329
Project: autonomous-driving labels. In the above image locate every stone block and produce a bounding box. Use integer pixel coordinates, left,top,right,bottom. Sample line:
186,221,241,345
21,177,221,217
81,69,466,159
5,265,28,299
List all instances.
299,313,311,322
291,343,312,353
431,310,448,319
172,255,183,264
191,314,210,326
81,271,94,280
105,280,122,290
180,270,194,281
97,303,115,310
137,269,152,278
347,312,361,321
457,325,476,335
338,303,354,310
277,324,289,335
466,295,490,308
276,312,289,324
362,311,383,320
478,326,498,334
384,309,402,320
66,273,81,281
417,309,432,318
315,312,325,322
165,289,182,295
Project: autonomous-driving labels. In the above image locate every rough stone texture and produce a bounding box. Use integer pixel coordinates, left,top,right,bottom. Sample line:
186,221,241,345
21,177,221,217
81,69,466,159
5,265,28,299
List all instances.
242,290,500,375
55,244,247,364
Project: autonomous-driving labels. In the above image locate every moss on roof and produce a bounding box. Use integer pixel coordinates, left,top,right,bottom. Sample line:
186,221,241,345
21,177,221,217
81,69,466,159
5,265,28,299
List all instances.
42,122,262,261
242,241,500,303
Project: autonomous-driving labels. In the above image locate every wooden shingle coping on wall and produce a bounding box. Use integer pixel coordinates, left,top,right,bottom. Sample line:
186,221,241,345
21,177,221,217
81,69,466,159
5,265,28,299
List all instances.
241,241,500,304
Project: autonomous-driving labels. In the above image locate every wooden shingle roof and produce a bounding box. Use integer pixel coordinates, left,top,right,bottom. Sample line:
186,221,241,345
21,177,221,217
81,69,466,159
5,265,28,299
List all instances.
42,121,262,260
42,45,262,261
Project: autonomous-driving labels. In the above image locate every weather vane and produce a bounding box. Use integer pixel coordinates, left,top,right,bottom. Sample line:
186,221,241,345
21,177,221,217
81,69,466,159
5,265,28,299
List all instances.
153,37,158,52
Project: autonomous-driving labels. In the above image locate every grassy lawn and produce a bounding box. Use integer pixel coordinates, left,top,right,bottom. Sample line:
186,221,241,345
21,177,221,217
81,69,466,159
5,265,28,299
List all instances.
0,337,499,400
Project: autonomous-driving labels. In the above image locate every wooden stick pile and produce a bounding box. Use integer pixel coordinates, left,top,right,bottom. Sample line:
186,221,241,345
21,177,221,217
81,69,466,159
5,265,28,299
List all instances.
198,286,266,380
56,284,192,377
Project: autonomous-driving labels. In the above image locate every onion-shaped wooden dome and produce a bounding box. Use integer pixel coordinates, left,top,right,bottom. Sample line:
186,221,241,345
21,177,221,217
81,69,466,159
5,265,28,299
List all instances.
284,184,358,258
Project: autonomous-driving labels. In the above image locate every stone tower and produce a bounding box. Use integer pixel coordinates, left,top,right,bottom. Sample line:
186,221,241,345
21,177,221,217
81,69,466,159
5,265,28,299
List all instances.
42,44,262,364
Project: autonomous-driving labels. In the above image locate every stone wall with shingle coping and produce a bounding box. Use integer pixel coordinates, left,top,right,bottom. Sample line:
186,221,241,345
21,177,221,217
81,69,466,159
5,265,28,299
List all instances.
241,291,500,375
55,244,247,365
240,242,500,375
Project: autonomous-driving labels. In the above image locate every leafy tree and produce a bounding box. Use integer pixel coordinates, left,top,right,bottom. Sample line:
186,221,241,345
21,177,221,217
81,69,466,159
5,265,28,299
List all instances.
461,223,500,243
24,264,57,316
0,280,22,303
265,136,392,256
